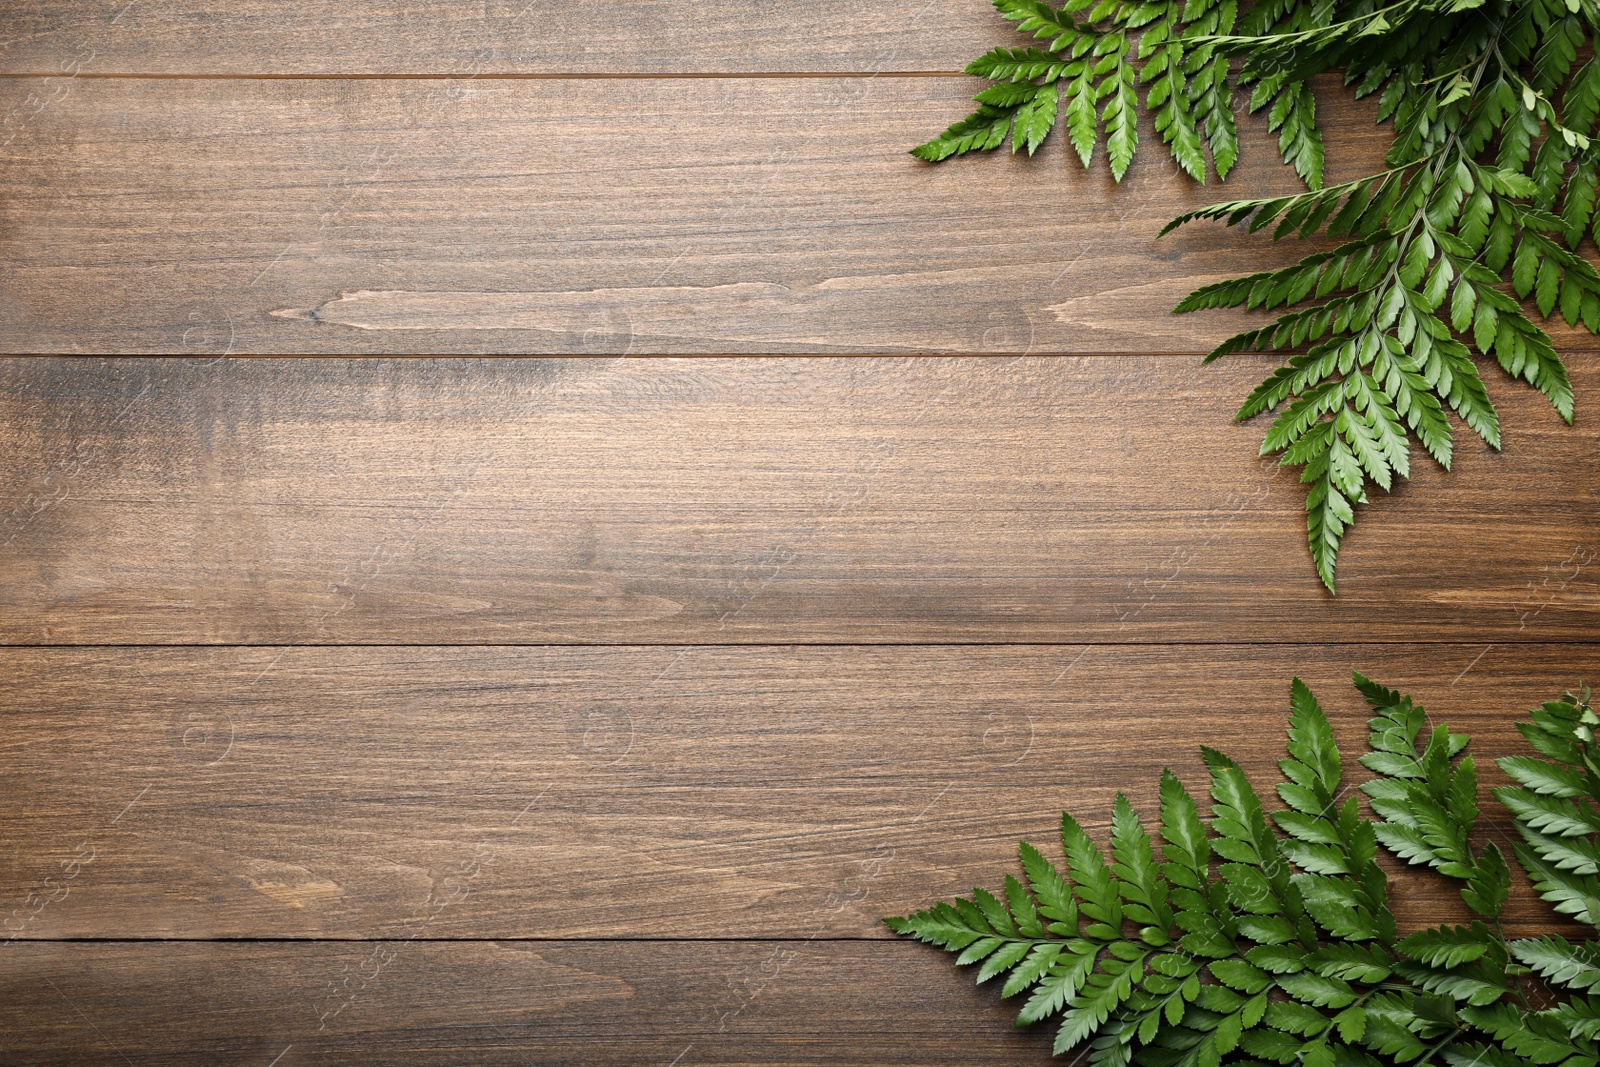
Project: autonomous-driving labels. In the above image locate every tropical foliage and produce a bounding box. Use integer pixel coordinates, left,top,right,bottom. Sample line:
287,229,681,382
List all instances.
917,0,1595,590
888,676,1600,1062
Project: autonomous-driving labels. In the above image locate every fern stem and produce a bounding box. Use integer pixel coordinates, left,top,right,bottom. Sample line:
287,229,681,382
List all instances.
1489,915,1533,1010
1190,0,1426,48
1412,1029,1465,1067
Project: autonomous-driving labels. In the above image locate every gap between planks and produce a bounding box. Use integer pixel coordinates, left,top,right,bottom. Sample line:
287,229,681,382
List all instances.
7,352,1600,360
0,71,970,80
0,641,1591,649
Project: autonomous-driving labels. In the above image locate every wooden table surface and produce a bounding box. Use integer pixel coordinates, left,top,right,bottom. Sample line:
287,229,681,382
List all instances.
2,4,1597,1064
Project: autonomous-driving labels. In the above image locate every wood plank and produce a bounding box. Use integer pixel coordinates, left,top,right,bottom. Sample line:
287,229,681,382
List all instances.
6,74,1557,356
0,1,1003,76
0,940,1059,1064
10,75,1591,356
1,643,1592,942
2,358,1595,644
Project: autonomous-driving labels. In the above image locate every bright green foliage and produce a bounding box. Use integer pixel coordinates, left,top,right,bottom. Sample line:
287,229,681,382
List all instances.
888,675,1600,1063
1497,689,1600,927
917,0,1598,591
915,0,1242,181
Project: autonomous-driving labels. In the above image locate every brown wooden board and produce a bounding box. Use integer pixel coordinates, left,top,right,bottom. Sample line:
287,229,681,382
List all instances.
2,358,1594,644
6,3,1600,1056
0,0,1002,76
0,940,1058,1064
1,643,1591,942
13,75,1573,355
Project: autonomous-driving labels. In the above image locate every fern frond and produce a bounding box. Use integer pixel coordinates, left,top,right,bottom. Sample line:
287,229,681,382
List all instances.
917,0,1592,590
890,675,1600,1060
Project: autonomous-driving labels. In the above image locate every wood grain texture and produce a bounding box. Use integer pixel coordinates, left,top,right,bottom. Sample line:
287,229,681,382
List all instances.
2,643,1591,941
0,940,1062,1065
6,2,1599,1054
0,0,1002,76
2,357,1594,644
0,74,1527,356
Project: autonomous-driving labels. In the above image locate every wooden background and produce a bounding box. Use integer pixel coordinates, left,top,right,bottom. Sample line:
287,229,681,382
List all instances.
2,4,1598,1064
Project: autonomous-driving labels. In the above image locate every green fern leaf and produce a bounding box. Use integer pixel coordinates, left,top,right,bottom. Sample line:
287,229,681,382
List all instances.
1110,794,1175,939
1398,923,1493,968
890,675,1600,1062
1020,839,1079,930
1062,811,1123,937
1017,943,1099,1023
911,105,1018,161
916,0,1596,589
1510,936,1600,992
